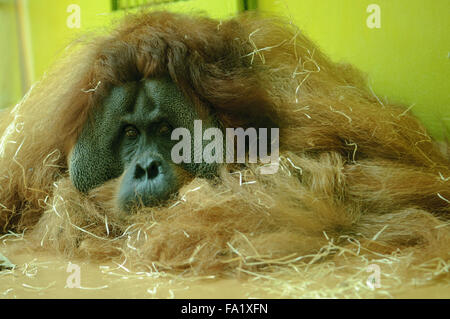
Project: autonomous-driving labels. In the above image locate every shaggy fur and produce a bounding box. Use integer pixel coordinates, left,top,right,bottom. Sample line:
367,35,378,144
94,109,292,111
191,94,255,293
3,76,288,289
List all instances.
0,11,448,287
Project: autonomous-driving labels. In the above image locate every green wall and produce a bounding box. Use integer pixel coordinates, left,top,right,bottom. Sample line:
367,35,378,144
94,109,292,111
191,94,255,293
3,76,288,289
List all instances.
259,0,450,139
27,0,111,81
0,1,22,109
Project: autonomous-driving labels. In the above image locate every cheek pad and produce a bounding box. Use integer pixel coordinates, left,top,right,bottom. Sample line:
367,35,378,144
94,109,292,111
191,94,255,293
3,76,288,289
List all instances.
69,118,124,193
69,84,138,193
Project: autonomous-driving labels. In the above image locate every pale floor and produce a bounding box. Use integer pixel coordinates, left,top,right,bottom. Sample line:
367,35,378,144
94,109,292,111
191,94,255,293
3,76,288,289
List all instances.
1,247,449,299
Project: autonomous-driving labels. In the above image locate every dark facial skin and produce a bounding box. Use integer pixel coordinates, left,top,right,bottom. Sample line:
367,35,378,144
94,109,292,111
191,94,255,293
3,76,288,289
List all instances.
69,78,219,212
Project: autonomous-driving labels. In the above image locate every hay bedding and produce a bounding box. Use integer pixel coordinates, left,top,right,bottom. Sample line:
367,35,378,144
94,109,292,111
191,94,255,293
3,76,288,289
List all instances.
0,11,449,298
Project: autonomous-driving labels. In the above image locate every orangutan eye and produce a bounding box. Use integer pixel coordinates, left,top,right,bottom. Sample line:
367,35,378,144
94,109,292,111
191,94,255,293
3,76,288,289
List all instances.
157,122,172,135
124,125,139,139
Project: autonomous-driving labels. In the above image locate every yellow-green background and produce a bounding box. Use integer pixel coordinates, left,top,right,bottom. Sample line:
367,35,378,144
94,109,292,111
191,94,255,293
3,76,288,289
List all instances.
1,0,449,139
